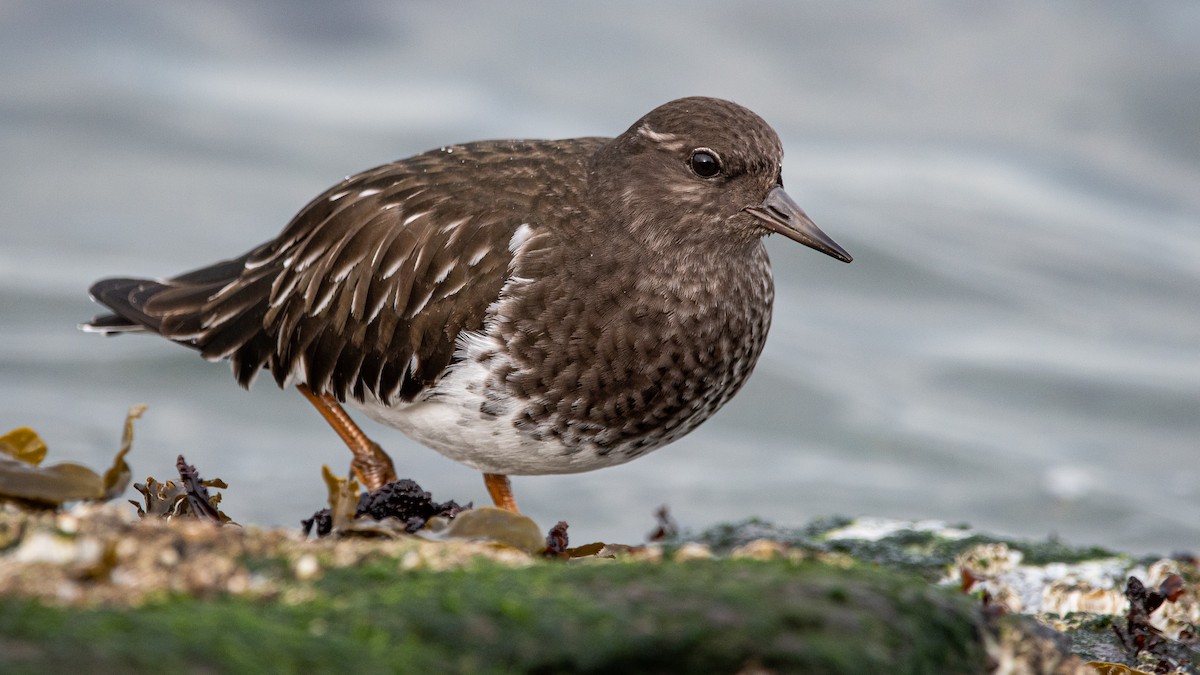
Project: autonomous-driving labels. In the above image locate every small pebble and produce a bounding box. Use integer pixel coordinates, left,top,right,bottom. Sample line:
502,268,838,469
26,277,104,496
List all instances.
293,554,321,580
673,542,714,561
731,538,787,561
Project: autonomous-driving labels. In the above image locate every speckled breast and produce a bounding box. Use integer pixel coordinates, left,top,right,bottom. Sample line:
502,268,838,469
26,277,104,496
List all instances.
497,240,777,463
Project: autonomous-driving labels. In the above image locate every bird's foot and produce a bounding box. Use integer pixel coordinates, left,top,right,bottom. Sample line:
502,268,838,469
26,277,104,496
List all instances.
350,440,398,492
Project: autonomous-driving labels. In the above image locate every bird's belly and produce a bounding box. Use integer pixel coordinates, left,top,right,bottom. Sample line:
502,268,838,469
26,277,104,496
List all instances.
350,358,646,476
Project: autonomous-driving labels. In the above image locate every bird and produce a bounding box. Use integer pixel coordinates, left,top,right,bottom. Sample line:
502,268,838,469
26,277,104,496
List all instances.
83,96,852,513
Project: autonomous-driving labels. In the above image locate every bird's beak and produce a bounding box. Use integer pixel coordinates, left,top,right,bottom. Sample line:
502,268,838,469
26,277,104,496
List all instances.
744,186,852,263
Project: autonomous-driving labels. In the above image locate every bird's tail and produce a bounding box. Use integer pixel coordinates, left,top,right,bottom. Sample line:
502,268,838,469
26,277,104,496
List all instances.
81,254,253,344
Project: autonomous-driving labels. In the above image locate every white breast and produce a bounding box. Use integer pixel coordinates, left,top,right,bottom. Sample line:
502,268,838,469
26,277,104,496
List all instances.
351,349,639,475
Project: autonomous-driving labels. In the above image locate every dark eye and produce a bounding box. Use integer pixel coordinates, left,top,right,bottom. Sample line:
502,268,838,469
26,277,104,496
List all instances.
689,149,721,178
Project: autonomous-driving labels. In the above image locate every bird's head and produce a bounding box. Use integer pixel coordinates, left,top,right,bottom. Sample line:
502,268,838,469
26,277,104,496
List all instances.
592,96,851,263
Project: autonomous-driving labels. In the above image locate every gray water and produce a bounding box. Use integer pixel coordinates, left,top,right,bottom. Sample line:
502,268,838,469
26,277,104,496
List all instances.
3,2,1198,555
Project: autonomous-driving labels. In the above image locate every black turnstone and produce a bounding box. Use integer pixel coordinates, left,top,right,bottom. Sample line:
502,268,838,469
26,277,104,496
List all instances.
84,97,852,512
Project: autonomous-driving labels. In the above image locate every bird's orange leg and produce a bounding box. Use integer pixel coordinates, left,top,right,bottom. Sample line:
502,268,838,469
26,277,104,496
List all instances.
297,384,397,491
483,473,519,512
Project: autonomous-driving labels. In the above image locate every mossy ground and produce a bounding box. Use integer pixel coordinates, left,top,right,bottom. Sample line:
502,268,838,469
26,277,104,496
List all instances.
3,505,1194,674
0,556,984,674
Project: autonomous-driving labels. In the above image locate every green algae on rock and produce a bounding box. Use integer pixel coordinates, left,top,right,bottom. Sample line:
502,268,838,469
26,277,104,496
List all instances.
0,505,989,674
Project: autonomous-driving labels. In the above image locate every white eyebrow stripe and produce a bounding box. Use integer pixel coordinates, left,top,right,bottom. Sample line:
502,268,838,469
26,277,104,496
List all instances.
637,124,686,151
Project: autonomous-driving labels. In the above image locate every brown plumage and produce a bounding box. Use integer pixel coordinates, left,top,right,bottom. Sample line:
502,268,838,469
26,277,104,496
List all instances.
85,97,852,510
90,138,604,404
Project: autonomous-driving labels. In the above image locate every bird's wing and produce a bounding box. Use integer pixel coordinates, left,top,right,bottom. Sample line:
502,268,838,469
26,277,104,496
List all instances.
91,140,594,404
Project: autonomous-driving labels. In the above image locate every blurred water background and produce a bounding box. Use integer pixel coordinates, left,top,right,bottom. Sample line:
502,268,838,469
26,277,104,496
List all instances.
2,2,1198,554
